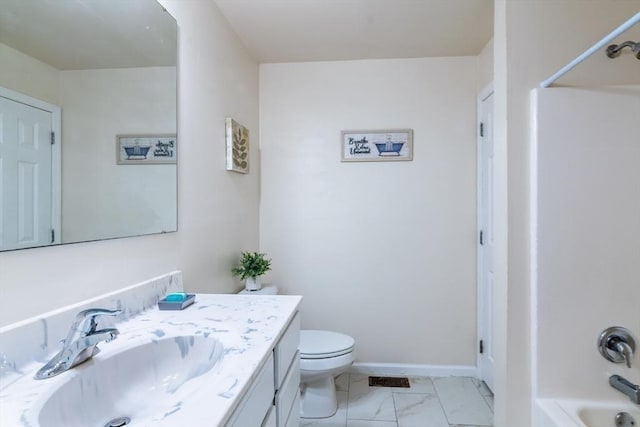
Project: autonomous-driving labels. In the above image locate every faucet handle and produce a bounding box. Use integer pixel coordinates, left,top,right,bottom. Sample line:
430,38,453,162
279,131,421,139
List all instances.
613,341,634,368
599,327,636,368
74,308,121,333
77,308,121,318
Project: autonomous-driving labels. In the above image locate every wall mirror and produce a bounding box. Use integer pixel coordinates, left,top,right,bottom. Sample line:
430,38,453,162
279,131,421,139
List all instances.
0,0,178,251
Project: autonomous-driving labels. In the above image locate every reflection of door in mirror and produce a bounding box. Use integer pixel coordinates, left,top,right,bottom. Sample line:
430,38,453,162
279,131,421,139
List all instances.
0,88,61,250
0,0,177,251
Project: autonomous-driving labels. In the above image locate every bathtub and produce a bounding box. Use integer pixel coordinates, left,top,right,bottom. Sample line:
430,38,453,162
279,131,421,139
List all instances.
537,398,640,427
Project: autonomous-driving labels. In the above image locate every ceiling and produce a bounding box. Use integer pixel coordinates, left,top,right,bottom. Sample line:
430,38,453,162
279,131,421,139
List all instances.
0,0,176,70
0,0,493,69
214,0,494,63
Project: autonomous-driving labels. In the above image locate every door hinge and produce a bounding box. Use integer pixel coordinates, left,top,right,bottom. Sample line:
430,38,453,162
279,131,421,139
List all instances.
479,122,484,137
50,131,55,145
479,230,484,246
50,229,55,243
479,339,484,354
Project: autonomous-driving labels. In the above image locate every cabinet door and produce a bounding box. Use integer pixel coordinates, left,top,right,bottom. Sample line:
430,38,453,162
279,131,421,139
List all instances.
284,393,300,427
262,405,276,427
227,354,275,427
275,354,300,427
275,312,300,388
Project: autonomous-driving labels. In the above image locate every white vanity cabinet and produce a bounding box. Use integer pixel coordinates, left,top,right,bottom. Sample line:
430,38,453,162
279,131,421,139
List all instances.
226,312,300,427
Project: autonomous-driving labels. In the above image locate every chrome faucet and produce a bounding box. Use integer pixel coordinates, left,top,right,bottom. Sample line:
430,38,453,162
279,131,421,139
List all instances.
610,375,640,404
34,308,121,380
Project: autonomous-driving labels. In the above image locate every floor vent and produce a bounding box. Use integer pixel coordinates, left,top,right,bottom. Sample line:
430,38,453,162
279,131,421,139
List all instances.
368,376,410,388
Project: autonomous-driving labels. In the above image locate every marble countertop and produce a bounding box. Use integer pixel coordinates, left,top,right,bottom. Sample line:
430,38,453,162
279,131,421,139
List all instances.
0,293,301,427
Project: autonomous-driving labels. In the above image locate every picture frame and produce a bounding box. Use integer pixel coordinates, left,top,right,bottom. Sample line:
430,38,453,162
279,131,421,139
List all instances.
116,134,177,164
225,117,250,174
341,129,413,162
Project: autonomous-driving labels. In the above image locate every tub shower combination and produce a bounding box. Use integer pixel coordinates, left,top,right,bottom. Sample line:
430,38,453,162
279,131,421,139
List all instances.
534,10,640,427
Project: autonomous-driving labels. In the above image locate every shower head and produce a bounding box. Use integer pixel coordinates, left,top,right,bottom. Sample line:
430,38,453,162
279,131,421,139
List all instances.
606,41,640,59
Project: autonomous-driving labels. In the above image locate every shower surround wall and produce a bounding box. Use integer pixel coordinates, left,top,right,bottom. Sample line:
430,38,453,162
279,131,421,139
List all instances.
533,86,640,403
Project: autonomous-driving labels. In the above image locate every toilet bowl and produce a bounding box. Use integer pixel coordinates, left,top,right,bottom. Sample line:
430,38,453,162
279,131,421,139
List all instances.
299,330,355,418
238,286,355,419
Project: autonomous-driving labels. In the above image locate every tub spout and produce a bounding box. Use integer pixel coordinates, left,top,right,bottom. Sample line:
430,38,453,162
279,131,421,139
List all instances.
609,375,640,404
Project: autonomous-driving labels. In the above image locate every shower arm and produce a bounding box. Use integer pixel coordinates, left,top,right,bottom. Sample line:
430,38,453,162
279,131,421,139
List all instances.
540,11,640,88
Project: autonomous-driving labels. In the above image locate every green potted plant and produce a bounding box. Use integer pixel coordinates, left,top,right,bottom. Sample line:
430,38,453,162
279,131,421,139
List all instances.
232,251,272,291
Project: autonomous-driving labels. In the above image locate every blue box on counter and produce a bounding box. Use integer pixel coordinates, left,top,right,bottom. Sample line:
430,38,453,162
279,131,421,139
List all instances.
158,293,196,310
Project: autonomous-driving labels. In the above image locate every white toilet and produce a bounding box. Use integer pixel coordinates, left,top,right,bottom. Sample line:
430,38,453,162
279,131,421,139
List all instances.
299,329,354,418
239,285,355,419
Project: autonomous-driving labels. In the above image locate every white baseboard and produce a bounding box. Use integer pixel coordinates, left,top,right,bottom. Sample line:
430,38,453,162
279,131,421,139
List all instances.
350,362,478,378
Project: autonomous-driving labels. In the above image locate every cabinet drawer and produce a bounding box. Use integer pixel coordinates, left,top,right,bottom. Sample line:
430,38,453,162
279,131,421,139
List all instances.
227,353,275,427
275,352,300,427
274,312,300,388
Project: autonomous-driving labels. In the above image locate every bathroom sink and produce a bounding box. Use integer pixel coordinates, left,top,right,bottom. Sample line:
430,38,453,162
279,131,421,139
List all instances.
35,335,224,427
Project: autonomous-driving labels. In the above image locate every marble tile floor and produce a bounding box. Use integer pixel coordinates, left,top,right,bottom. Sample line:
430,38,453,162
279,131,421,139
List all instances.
300,374,494,427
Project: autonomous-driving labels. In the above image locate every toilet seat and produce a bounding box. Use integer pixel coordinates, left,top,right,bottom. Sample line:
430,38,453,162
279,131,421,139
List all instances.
300,330,355,359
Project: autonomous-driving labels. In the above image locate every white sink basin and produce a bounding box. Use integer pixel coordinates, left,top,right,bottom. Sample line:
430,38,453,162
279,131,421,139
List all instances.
35,335,224,427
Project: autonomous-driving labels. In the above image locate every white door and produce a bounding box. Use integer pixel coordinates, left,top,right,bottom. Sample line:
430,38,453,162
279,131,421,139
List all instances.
477,88,495,392
0,95,53,250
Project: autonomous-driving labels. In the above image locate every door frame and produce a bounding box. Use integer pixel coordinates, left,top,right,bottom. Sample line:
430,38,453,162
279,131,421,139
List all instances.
0,86,62,244
476,82,494,389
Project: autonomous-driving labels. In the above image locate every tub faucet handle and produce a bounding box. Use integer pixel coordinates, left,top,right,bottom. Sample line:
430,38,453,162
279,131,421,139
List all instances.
614,341,634,368
599,327,636,368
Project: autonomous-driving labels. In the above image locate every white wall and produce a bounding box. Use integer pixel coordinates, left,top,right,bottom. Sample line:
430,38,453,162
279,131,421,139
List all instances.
59,67,177,242
493,1,640,425
0,0,259,326
260,57,477,365
534,86,640,400
0,42,60,105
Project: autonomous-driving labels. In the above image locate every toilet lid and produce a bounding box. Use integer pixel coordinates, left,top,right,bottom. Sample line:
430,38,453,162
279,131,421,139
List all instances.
299,330,355,359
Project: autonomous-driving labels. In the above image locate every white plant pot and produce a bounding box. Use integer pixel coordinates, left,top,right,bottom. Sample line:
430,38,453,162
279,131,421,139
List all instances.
245,277,262,291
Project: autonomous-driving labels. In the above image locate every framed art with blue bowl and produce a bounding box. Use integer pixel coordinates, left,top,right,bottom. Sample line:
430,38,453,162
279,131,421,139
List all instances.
116,134,177,164
341,129,413,162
